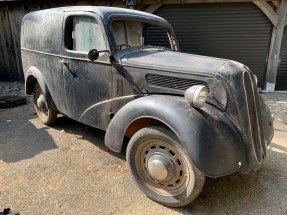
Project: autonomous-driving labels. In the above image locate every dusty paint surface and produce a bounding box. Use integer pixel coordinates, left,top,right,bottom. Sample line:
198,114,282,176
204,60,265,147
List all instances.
0,97,287,214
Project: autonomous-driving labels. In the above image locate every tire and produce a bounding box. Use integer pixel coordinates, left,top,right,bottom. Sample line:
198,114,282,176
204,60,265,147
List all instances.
126,126,205,207
33,83,57,125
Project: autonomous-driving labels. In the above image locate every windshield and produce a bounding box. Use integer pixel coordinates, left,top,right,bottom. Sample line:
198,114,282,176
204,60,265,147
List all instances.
110,20,173,51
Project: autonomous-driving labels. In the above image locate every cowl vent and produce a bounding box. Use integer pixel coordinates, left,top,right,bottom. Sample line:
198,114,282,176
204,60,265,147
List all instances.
146,74,209,91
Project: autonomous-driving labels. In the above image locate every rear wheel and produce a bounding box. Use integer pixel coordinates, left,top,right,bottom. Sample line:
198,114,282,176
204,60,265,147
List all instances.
33,83,57,125
127,126,205,207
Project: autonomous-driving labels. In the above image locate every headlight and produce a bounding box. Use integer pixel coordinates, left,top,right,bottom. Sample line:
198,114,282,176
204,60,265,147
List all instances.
253,75,258,85
185,85,208,108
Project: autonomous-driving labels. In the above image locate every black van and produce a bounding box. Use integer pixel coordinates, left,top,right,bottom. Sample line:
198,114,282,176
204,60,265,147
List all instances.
21,6,274,207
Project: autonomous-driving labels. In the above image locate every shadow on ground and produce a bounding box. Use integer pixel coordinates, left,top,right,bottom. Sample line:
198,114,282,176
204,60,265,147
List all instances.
1,101,287,214
175,127,287,214
51,116,126,160
0,107,57,163
52,116,287,214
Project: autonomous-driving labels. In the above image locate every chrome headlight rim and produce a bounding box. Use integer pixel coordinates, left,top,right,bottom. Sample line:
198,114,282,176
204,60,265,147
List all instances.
185,85,208,109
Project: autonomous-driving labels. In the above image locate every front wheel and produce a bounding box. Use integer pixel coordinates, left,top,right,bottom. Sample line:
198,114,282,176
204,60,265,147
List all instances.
126,126,205,207
33,83,57,125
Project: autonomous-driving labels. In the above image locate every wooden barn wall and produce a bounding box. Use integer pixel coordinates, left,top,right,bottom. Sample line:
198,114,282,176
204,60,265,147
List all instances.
0,8,19,81
0,0,126,82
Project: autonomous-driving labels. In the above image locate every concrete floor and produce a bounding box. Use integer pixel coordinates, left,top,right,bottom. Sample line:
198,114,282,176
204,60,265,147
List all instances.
0,97,287,215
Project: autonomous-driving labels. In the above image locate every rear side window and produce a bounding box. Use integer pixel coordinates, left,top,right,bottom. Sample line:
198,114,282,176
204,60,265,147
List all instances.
65,16,106,52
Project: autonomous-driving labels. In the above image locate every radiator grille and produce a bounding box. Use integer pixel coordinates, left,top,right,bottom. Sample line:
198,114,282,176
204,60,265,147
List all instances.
244,72,265,163
146,74,209,91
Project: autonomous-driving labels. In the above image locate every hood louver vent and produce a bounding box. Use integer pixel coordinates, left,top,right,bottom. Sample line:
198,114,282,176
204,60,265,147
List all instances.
146,74,209,91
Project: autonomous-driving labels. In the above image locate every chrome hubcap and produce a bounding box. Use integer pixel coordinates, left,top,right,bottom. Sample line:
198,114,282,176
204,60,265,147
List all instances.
34,86,49,119
135,139,192,196
147,154,175,181
37,94,48,113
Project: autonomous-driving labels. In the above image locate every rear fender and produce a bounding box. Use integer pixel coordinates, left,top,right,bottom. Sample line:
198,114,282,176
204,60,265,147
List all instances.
25,66,55,109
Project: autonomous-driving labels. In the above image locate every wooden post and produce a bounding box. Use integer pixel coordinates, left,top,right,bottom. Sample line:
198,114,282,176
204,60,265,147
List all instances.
265,0,287,91
253,1,278,26
272,0,280,7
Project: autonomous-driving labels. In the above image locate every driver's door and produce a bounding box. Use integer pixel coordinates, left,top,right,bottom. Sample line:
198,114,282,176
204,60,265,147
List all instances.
61,12,113,127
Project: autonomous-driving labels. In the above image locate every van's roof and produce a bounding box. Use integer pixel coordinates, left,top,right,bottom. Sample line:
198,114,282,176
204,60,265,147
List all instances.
24,6,170,26
21,6,172,54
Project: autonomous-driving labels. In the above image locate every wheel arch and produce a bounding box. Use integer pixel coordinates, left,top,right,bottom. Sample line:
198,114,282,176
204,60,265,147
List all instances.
105,95,246,177
124,117,174,139
25,66,49,95
25,66,56,109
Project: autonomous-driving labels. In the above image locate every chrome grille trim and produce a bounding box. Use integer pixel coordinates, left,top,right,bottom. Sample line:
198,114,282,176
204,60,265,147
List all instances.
243,72,265,163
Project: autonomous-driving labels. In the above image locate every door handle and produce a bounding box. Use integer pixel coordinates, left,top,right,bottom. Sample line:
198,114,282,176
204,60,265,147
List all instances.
61,59,77,78
60,59,69,67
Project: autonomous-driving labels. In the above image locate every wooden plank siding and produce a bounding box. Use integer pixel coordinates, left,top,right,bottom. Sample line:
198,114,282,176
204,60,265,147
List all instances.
0,10,11,81
0,9,18,81
0,0,126,81
7,9,27,81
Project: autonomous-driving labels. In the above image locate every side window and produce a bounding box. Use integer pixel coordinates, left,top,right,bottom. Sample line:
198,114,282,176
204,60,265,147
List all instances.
144,25,171,49
65,16,106,52
111,20,143,49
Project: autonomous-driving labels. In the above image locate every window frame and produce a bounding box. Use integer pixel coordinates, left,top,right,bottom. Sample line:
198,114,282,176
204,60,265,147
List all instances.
108,18,177,53
62,11,111,62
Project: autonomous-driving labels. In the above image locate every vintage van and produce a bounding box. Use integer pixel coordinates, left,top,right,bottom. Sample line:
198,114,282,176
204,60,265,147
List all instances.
21,6,274,207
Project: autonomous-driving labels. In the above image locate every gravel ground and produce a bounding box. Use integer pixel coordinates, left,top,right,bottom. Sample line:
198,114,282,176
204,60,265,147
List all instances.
0,96,287,215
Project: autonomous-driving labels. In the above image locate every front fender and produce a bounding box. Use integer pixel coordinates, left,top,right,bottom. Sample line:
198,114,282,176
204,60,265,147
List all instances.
105,95,246,177
260,95,274,145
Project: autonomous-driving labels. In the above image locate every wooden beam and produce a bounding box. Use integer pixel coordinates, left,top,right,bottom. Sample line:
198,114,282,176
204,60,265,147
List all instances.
141,0,268,4
272,0,280,7
144,3,162,13
253,1,278,26
111,2,126,7
265,0,287,91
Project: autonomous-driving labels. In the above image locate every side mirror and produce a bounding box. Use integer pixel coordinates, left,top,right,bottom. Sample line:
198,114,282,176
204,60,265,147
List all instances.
88,49,100,61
